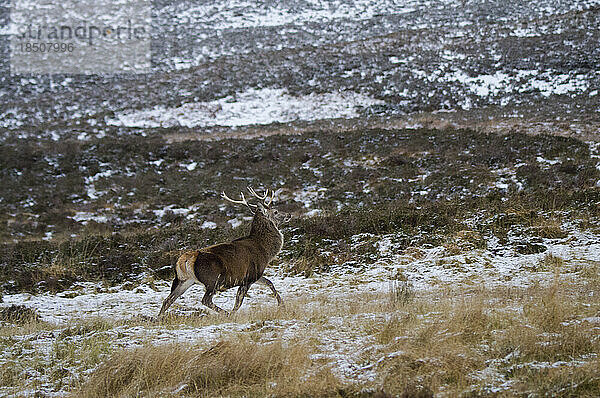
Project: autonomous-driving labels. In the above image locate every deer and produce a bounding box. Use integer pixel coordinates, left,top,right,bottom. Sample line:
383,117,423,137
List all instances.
157,187,289,317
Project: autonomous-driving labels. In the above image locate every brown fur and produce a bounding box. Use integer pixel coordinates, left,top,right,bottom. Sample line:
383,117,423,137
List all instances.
158,199,286,316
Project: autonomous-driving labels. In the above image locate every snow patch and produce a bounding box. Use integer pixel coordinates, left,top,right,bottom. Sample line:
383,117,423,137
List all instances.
444,69,592,101
72,212,109,224
167,0,415,31
153,205,193,218
201,220,217,229
108,88,384,128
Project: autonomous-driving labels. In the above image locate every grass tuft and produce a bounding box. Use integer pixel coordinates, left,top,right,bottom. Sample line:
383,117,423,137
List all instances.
77,338,318,397
0,305,39,324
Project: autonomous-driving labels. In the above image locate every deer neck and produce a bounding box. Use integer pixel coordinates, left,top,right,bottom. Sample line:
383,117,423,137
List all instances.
249,215,283,260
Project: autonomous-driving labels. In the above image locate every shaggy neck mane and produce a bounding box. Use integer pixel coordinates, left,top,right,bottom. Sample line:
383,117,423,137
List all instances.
249,212,283,258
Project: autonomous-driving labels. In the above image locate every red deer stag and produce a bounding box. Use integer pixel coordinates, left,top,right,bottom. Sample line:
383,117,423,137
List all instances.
158,187,288,317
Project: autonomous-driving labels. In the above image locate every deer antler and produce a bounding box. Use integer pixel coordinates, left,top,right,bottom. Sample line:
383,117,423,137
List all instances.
247,187,276,207
247,187,268,201
221,191,257,211
265,190,275,207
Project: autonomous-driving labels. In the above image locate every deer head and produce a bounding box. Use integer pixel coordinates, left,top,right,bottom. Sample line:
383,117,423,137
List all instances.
222,187,290,227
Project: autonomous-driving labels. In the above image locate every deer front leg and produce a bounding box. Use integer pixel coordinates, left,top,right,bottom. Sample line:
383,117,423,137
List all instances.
256,276,284,307
201,289,229,315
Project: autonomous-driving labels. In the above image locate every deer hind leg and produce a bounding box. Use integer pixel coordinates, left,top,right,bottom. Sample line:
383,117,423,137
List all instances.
231,284,250,313
158,279,194,317
201,288,228,315
256,276,284,307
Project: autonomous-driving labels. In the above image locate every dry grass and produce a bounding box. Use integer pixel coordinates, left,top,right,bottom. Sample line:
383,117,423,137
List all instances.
162,114,600,143
76,337,340,398
2,263,599,397
359,275,600,397
72,276,600,397
530,216,569,239
443,230,486,255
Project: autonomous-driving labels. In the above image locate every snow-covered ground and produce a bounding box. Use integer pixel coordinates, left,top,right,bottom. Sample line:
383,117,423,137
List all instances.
164,0,419,32
108,88,383,128
2,0,600,138
1,226,599,396
154,0,600,69
3,229,598,325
